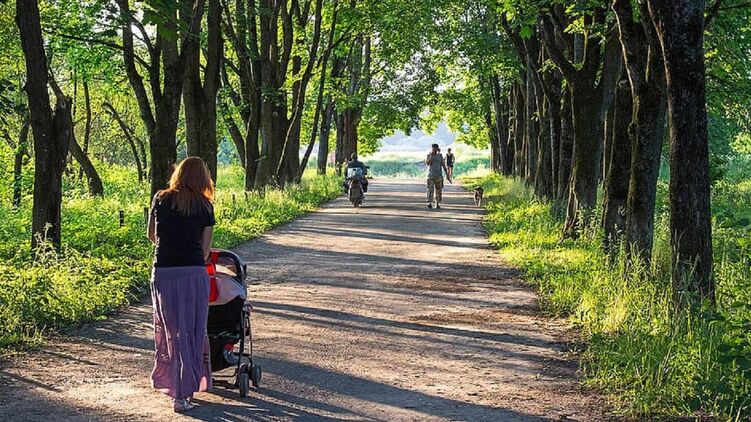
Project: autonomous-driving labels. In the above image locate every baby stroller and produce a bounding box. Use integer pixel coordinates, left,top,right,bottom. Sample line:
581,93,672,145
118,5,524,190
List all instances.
206,249,262,397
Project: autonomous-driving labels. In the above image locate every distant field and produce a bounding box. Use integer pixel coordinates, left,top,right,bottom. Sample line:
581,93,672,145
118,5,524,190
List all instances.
362,150,490,178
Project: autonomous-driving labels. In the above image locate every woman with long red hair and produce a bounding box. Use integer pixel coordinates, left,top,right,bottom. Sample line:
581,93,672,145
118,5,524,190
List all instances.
147,157,215,412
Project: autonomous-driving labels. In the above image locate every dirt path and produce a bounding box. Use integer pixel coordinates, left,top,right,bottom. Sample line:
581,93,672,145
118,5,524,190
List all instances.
0,179,608,421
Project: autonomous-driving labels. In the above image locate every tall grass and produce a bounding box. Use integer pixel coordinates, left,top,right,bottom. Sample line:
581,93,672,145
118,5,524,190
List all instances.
467,172,751,420
0,164,342,348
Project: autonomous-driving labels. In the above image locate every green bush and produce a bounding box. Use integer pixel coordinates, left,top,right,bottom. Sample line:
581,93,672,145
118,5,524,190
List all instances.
467,171,751,420
0,164,342,348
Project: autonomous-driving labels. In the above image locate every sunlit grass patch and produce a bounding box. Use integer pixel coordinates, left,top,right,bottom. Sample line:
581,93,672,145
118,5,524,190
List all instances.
0,165,342,348
466,172,751,420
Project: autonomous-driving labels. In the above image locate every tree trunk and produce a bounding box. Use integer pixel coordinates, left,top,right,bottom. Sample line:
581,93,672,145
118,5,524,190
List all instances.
547,70,562,191
486,105,500,173
17,0,73,249
563,78,603,236
534,80,553,198
317,95,334,175
602,75,632,254
103,102,144,182
319,53,344,175
297,83,324,180
602,95,615,183
150,112,179,194
278,54,303,186
298,0,342,182
298,65,329,181
184,0,221,180
524,69,537,185
340,108,360,163
490,75,507,174
152,14,185,196
68,132,104,196
281,0,327,185
254,0,291,189
625,88,666,264
561,34,621,237
13,114,31,207
647,0,714,304
334,108,344,175
496,91,514,176
78,80,92,180
220,100,246,169
503,91,515,175
540,12,621,236
513,82,525,177
613,0,668,266
557,88,574,203
135,130,148,179
222,0,255,188
334,36,371,169
116,0,202,197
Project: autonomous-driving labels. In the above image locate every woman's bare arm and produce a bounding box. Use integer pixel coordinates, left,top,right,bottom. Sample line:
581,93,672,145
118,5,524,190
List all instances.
147,210,157,244
202,226,214,263
147,194,158,244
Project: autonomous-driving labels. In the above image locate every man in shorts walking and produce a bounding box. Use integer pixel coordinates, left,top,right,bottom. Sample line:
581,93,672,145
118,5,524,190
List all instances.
426,143,452,209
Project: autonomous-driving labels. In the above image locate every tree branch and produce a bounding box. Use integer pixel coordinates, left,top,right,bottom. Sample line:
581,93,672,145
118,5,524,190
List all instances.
704,0,724,29
44,29,152,70
540,16,577,79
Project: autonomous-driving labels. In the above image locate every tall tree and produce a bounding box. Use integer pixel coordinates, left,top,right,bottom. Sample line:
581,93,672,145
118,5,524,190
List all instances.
16,0,73,248
116,0,205,196
48,73,104,197
184,0,222,180
278,0,326,185
539,7,622,238
601,73,632,254
300,0,341,180
12,113,31,207
253,0,295,189
646,0,714,304
221,0,262,190
334,35,371,169
103,102,145,182
612,0,667,265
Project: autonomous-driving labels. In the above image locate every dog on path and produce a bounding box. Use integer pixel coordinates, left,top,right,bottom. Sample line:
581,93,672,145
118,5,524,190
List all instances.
473,186,484,207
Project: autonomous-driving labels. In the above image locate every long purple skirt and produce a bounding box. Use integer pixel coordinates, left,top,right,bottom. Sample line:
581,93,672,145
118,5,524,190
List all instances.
150,266,212,399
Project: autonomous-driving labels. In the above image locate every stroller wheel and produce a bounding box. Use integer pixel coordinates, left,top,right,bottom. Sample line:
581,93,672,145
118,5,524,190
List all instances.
238,364,250,398
251,364,262,388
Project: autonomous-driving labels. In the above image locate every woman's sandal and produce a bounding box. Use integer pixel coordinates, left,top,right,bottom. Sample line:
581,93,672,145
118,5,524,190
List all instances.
173,398,195,413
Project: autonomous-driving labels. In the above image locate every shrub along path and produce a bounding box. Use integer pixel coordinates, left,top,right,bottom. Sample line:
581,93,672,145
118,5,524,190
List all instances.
0,179,608,421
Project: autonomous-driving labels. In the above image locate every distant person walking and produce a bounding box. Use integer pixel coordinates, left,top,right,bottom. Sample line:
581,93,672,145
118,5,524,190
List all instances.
147,157,215,413
426,143,452,209
446,148,455,180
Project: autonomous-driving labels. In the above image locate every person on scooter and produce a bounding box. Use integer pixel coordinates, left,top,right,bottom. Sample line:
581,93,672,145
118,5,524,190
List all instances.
344,153,368,193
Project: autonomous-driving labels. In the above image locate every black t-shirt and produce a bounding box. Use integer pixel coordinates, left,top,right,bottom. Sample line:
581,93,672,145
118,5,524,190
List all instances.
446,153,455,166
151,193,216,268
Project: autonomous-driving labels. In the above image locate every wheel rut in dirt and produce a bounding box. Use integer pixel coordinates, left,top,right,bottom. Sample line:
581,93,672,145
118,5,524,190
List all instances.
0,179,607,421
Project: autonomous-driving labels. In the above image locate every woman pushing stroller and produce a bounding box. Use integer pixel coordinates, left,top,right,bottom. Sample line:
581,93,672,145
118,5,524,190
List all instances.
147,156,215,412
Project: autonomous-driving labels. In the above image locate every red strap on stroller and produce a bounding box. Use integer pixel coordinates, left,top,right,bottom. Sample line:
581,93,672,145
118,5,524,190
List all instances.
206,250,221,302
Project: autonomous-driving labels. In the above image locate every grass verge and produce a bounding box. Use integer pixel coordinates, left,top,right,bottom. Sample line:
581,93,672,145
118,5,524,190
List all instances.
465,173,751,421
0,165,342,349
